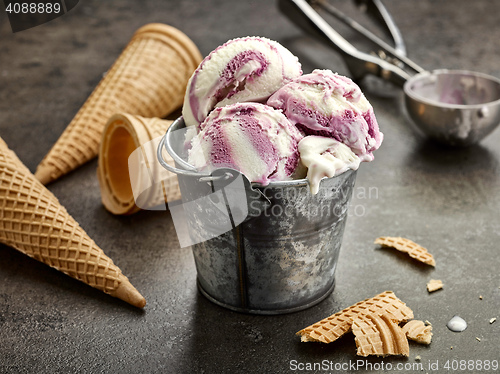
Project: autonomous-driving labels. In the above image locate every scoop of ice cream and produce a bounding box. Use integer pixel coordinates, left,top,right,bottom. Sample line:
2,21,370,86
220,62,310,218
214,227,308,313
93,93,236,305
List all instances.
188,102,303,185
267,69,382,162
298,135,360,194
182,36,302,129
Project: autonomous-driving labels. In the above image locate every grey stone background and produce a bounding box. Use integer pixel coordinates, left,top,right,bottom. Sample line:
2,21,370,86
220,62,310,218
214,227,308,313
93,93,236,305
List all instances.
0,1,499,373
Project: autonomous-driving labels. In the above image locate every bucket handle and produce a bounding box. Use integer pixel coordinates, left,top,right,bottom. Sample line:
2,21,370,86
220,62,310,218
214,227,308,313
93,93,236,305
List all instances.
157,133,233,182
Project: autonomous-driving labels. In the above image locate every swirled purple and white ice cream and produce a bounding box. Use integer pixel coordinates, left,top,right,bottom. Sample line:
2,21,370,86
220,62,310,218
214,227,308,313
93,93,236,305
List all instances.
187,102,303,185
182,37,382,194
182,36,302,129
267,69,383,162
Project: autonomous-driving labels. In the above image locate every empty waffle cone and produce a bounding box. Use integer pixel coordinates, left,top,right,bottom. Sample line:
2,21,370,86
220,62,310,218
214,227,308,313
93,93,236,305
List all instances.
352,313,409,357
35,23,202,185
0,137,146,308
97,113,180,215
297,291,413,343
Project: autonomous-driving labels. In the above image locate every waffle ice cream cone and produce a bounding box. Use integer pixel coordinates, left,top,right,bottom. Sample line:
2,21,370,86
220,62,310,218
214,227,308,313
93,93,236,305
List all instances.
35,23,202,185
297,291,413,343
0,137,146,308
97,113,181,215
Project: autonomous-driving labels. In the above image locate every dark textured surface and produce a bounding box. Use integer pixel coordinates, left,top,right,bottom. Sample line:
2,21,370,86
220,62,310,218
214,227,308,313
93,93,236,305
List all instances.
1,1,500,373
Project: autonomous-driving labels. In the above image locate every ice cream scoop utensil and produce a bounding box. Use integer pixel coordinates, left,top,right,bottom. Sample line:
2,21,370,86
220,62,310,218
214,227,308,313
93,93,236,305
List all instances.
352,0,406,55
279,0,500,145
315,0,413,68
279,0,415,85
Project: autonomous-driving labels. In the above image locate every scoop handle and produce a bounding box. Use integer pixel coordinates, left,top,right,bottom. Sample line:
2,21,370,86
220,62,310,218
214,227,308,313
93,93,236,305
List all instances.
355,0,406,55
278,0,410,87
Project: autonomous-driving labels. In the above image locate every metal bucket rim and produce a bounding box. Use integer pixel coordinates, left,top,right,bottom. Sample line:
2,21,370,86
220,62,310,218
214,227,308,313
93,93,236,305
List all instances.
164,116,356,189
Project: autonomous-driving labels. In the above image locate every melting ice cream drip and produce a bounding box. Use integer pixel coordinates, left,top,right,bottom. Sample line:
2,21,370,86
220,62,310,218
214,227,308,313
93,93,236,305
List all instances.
447,316,467,332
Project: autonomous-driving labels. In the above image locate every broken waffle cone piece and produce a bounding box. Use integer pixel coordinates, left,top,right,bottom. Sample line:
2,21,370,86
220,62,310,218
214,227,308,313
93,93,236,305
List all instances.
427,279,443,292
297,291,413,343
0,137,145,308
374,237,436,266
352,312,409,357
402,320,433,345
97,113,180,215
35,23,202,185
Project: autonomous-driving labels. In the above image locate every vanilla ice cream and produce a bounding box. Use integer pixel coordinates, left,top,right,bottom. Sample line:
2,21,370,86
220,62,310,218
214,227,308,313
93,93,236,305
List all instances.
298,135,360,194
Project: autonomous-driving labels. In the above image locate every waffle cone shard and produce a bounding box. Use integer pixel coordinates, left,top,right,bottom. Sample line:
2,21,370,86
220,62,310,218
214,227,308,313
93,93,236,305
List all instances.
35,23,202,185
97,113,180,215
352,313,409,357
402,320,433,344
0,137,145,308
427,279,443,292
375,236,436,266
297,291,413,343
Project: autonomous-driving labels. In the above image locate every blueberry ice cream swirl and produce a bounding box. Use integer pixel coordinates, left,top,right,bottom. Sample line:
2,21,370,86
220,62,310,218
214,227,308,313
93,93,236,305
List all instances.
182,36,302,130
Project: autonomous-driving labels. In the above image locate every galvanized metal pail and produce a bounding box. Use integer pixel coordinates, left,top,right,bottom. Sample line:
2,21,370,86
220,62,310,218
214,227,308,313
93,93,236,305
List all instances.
158,117,357,314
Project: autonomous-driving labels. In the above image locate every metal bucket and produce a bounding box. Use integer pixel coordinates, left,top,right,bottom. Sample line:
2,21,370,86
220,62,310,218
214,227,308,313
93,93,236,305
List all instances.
158,117,357,314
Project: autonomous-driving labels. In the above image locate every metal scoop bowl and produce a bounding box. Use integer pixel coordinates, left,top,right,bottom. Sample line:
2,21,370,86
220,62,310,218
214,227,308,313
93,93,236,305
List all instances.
279,0,500,146
404,69,500,146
